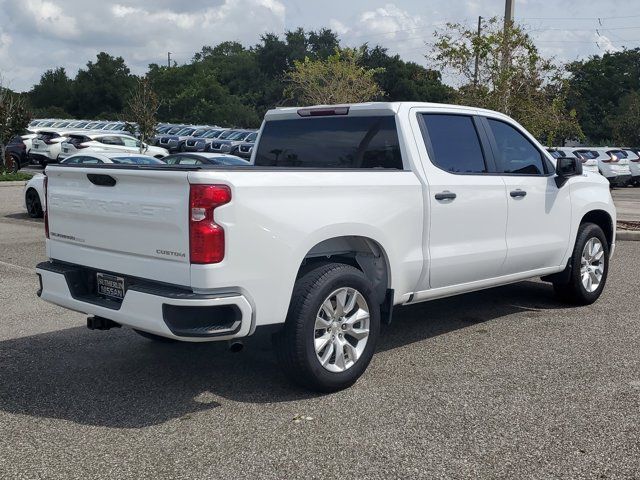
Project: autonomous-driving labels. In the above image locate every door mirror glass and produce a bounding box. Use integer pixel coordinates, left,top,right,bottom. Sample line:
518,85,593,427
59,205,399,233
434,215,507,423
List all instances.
555,156,583,187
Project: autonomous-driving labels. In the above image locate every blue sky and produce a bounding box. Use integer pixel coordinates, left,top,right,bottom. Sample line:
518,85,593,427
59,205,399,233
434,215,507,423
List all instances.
1,0,638,91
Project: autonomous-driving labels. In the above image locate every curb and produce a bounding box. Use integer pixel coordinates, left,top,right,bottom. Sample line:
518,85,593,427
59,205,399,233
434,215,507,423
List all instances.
0,181,27,187
617,230,640,241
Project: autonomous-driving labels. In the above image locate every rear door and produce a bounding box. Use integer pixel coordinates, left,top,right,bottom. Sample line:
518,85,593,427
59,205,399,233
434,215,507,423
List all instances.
413,112,508,289
483,117,571,274
46,166,192,285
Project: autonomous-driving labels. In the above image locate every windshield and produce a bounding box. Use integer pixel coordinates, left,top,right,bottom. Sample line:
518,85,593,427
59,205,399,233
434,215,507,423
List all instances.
246,132,258,142
167,126,183,134
574,150,598,159
111,156,164,165
202,129,222,138
608,150,626,158
217,156,250,165
218,130,238,139
192,128,209,137
227,131,248,140
176,127,196,136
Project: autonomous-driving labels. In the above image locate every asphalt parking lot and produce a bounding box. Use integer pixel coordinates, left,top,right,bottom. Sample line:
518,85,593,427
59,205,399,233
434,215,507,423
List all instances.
1,183,639,479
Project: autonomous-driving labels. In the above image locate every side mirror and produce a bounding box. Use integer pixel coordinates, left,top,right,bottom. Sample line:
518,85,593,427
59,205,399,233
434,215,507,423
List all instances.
555,156,583,188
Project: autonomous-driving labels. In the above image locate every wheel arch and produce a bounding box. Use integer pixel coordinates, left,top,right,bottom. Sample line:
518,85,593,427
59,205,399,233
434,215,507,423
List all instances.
298,235,392,305
580,209,614,250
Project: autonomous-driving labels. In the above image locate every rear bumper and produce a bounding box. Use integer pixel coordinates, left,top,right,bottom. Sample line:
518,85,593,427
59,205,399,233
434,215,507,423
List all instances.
606,174,631,185
30,153,58,163
36,261,253,342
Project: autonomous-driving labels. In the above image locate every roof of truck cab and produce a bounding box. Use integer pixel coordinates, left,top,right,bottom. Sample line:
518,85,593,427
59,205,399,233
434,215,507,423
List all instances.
266,102,514,122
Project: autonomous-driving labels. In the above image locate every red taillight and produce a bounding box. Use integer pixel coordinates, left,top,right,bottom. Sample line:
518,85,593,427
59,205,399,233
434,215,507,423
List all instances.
43,176,49,239
189,184,231,264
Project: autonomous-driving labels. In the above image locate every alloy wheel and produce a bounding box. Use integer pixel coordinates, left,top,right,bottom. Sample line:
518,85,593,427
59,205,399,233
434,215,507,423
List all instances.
580,237,605,293
314,287,370,373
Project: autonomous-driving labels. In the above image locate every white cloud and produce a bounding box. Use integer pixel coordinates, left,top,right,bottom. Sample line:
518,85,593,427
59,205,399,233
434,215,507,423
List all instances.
24,0,78,38
595,34,621,53
329,19,349,35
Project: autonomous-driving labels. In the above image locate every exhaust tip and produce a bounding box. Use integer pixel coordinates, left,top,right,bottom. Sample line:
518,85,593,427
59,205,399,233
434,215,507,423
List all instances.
228,340,244,353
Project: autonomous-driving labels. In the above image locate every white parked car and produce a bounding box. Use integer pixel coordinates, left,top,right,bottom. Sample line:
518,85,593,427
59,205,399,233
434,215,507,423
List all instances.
58,133,168,160
562,148,600,174
29,130,74,166
24,152,165,218
37,102,616,392
588,148,632,186
621,149,640,186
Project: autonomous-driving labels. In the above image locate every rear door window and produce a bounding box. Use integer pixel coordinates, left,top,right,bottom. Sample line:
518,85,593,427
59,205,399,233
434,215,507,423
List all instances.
254,116,403,169
420,114,487,173
487,119,546,175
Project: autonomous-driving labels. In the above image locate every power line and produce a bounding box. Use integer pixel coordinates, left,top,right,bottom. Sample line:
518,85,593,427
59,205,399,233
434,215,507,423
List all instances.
521,14,640,20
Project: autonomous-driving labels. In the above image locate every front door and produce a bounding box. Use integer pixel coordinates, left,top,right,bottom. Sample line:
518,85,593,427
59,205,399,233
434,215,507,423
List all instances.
483,117,572,274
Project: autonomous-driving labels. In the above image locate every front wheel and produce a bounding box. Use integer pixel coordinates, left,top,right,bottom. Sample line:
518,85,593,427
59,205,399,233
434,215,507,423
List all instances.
273,262,380,392
25,189,43,218
553,223,609,305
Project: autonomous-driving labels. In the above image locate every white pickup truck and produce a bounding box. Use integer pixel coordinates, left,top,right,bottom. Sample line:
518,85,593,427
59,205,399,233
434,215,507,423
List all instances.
37,102,616,391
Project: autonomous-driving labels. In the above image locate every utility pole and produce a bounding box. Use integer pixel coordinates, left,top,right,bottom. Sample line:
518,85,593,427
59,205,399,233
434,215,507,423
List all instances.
502,0,515,71
473,16,482,87
167,52,172,68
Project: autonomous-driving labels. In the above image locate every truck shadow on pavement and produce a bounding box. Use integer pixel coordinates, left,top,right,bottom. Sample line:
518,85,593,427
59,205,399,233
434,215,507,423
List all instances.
0,280,568,429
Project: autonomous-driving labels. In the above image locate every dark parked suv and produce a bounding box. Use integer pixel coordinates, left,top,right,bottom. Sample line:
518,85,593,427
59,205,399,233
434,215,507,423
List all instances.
5,135,31,172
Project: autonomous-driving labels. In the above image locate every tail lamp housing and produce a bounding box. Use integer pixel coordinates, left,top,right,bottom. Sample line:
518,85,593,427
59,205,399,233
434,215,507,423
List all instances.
189,184,231,264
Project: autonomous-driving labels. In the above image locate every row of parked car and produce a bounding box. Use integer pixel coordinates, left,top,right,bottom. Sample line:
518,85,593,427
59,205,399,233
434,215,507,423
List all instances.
151,123,258,158
547,146,640,187
5,118,258,172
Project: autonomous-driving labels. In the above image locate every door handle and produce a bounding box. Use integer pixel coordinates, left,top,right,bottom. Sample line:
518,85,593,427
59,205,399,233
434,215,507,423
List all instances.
510,189,527,198
435,191,457,201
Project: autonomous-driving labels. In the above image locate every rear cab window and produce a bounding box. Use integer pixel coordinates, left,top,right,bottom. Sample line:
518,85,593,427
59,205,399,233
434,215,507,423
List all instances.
419,114,487,173
254,116,403,169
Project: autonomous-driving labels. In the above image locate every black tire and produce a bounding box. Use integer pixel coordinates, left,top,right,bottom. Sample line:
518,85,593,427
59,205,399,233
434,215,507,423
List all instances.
553,223,609,305
273,262,380,392
10,155,20,173
133,329,177,343
25,188,43,218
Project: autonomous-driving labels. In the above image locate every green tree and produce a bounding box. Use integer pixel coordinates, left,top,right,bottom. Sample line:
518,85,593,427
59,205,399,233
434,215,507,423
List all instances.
125,76,160,151
29,67,73,114
68,52,135,118
607,91,640,146
567,48,640,143
360,45,453,103
285,48,384,105
430,17,582,144
0,84,31,171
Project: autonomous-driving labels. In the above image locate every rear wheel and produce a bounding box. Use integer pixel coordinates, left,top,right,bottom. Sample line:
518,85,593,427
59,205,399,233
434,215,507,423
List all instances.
10,155,20,173
553,223,609,305
25,188,43,218
133,329,177,343
273,262,380,392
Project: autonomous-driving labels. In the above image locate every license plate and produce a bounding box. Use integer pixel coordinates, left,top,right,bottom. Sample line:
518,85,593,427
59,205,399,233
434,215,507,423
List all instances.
96,273,125,300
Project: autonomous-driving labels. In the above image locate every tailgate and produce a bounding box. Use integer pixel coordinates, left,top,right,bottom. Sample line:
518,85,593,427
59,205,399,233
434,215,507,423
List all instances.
46,166,192,286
